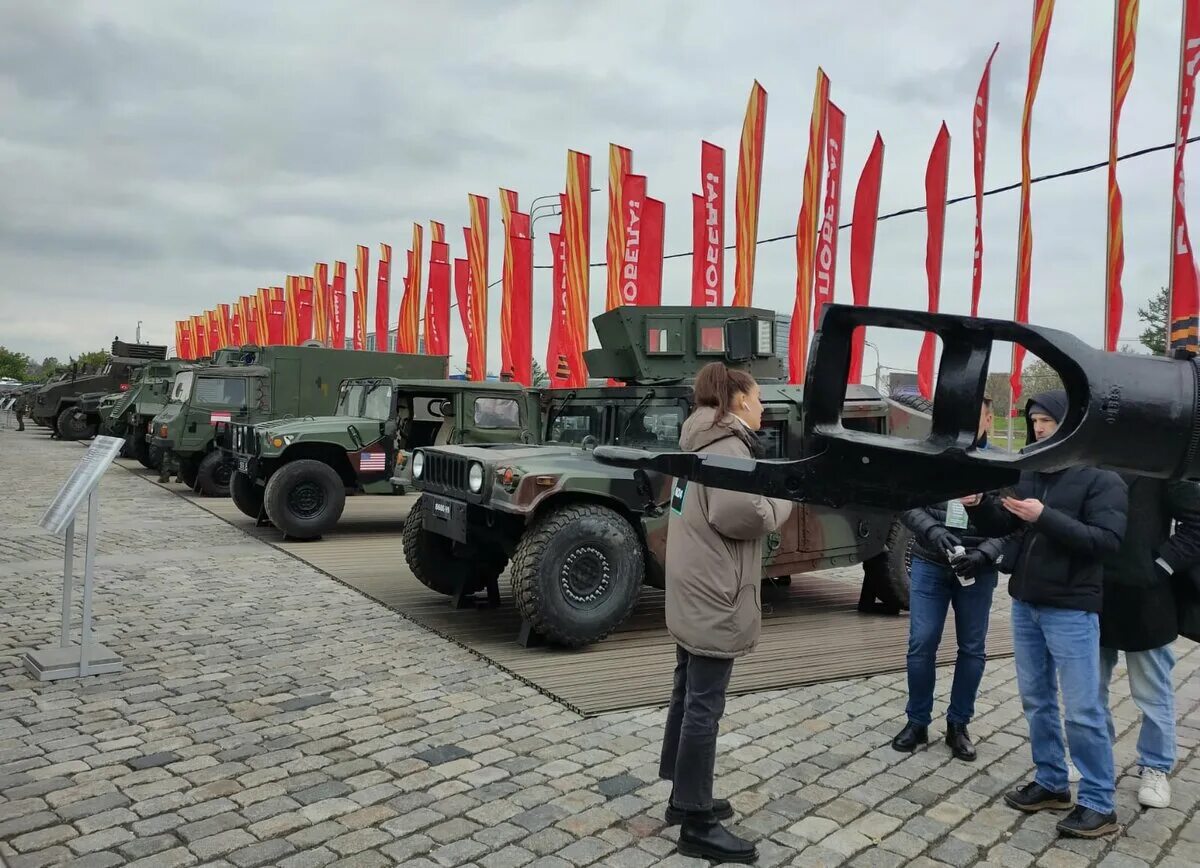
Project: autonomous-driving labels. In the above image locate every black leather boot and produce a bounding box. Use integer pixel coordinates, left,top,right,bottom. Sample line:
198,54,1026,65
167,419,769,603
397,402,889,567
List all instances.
678,813,757,863
891,722,928,753
665,797,733,825
946,722,976,761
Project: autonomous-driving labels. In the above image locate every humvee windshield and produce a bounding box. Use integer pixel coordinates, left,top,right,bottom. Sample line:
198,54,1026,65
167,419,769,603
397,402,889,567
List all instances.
336,382,366,416
192,376,249,408
169,372,194,403
614,401,686,450
474,397,521,429
362,382,393,420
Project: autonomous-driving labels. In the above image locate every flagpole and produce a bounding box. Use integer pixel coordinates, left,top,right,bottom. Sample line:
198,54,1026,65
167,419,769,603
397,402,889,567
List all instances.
1169,0,1189,354
1105,0,1121,352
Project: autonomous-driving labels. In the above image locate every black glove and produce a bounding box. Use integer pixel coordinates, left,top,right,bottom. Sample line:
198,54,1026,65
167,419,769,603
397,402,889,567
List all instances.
951,548,994,578
925,526,963,556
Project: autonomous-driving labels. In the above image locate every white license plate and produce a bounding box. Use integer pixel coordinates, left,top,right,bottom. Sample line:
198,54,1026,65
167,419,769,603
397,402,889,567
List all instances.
237,457,248,474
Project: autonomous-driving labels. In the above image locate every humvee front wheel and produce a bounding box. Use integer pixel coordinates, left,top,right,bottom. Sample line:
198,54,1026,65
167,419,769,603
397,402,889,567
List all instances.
195,450,234,497
510,503,643,648
230,470,265,519
263,459,346,539
861,520,914,612
402,496,507,595
57,406,96,441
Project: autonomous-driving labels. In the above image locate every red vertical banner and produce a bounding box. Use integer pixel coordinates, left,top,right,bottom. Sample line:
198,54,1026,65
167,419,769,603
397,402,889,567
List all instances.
255,290,270,345
1105,6,1136,351
790,68,830,384
312,263,329,346
1169,0,1200,353
399,224,423,353
811,102,846,334
918,124,952,400
426,229,450,357
467,194,489,380
240,295,258,345
972,44,1000,318
207,309,223,351
268,287,287,346
509,211,533,385
1010,0,1056,409
547,229,574,387
354,245,369,351
219,305,234,348
332,262,347,349
606,145,633,312
192,315,207,358
734,81,767,306
454,256,471,368
693,142,726,307
563,151,591,386
374,243,391,351
641,197,665,306
499,188,520,378
175,321,191,360
849,136,888,386
230,303,243,346
298,277,314,343
620,174,647,306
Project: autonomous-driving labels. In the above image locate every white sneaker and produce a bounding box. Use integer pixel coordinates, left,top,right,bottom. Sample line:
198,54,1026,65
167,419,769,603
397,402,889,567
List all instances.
1138,767,1171,808
1068,762,1081,783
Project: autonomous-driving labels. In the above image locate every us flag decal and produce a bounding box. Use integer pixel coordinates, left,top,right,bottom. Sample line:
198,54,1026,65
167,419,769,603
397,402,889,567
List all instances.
210,411,232,424
359,452,386,471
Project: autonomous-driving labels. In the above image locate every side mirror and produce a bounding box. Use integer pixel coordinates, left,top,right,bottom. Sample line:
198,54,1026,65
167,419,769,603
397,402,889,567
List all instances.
439,399,456,417
724,318,755,363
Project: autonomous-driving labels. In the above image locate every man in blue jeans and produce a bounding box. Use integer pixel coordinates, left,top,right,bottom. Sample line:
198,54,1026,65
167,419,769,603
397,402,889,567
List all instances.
1099,474,1200,809
893,398,1008,761
977,391,1128,838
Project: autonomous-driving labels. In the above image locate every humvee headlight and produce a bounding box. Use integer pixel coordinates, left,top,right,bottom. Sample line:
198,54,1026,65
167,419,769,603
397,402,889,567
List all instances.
271,436,284,448
411,450,424,479
468,462,484,493
158,425,168,438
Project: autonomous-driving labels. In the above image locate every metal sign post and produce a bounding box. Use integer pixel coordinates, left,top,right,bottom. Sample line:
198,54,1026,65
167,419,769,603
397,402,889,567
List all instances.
24,435,125,681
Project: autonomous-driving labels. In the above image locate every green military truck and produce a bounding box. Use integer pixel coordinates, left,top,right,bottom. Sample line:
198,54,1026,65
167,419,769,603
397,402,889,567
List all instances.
403,306,931,648
226,378,540,539
31,340,169,439
152,344,447,497
96,359,198,468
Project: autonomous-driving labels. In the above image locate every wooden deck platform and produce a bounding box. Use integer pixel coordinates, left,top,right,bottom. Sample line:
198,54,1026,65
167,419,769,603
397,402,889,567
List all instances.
119,459,1014,716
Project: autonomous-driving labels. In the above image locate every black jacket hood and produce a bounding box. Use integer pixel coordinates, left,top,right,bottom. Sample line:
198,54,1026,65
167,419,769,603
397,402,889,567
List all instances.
1024,389,1067,445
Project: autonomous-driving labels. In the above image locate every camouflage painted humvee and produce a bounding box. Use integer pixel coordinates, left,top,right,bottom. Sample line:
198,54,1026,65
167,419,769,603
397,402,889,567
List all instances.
404,306,931,648
226,377,540,540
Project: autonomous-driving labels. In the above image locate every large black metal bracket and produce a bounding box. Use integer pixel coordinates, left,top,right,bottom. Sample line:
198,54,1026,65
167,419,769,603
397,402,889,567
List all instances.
594,304,1200,512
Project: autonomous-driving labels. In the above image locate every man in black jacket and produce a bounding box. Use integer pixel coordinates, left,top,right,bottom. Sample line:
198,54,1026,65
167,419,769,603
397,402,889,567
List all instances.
1099,476,1200,809
893,399,1008,761
976,391,1128,838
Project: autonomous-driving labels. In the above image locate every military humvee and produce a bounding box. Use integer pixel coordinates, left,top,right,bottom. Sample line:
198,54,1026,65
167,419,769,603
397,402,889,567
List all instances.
31,340,169,439
403,306,930,648
94,359,198,468
226,378,541,539
151,344,447,497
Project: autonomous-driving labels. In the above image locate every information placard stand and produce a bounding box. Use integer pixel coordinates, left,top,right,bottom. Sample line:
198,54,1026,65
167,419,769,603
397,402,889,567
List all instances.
24,436,125,681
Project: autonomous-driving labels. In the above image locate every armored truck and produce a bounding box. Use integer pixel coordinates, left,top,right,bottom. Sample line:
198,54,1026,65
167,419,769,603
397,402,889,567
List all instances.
94,359,198,467
403,306,931,648
31,340,169,439
151,344,447,497
227,379,540,539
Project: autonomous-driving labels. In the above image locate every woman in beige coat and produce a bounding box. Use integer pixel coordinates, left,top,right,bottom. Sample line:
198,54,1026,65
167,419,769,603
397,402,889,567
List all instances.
658,362,793,864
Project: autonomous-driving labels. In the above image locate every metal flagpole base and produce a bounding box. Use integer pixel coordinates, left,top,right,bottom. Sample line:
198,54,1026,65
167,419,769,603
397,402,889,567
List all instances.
24,644,123,681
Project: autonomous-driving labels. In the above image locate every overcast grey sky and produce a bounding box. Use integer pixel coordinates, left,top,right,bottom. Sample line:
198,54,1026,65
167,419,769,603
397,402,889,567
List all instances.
0,0,1193,379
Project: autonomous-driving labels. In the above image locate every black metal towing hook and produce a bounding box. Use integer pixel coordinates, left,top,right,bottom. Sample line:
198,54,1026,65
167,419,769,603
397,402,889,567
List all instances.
595,303,1200,513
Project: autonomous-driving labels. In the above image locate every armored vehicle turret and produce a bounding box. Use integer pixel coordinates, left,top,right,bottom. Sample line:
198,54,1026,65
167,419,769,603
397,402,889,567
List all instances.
403,306,932,648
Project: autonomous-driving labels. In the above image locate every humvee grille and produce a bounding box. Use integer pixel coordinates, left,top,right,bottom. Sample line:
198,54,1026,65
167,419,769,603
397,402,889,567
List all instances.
231,423,256,455
422,452,469,493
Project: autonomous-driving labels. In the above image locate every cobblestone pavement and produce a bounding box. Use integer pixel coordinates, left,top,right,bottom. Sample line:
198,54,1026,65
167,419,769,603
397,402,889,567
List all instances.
2,429,1200,868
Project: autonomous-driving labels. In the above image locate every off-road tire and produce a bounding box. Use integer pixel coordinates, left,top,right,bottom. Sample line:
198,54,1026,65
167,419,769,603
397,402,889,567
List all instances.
510,503,644,648
230,470,265,519
56,406,96,441
119,434,136,459
862,520,914,611
402,496,507,595
888,391,933,414
263,459,346,539
195,450,234,497
178,458,200,488
147,443,164,470
133,435,153,468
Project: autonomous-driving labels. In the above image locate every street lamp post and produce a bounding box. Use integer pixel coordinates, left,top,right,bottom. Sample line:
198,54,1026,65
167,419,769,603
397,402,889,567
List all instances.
863,341,882,390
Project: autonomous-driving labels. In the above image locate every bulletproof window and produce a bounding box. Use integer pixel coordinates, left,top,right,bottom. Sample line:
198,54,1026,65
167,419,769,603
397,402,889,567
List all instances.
362,383,394,420
474,397,521,429
170,371,194,402
755,420,787,458
194,376,248,407
697,323,726,354
646,316,685,355
615,401,686,450
548,407,604,444
336,382,367,416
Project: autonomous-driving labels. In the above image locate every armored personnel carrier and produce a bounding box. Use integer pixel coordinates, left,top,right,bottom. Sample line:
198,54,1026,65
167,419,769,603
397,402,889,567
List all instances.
403,306,932,648
151,344,447,496
30,340,169,439
227,378,540,539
